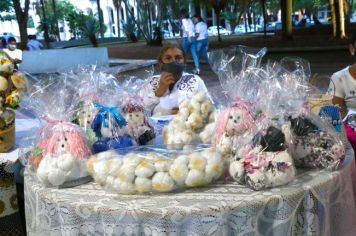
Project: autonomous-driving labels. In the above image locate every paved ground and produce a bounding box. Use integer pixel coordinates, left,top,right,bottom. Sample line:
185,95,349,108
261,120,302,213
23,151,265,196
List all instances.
111,46,351,93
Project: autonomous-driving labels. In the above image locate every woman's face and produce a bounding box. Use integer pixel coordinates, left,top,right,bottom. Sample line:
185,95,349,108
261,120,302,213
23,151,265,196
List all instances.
161,48,184,64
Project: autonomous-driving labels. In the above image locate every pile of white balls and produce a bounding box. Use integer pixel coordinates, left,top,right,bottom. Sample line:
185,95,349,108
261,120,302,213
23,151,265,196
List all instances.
87,148,224,194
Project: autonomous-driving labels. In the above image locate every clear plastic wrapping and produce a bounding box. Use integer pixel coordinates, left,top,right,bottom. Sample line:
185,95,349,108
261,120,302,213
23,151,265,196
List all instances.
21,76,93,187
87,145,225,194
162,91,216,148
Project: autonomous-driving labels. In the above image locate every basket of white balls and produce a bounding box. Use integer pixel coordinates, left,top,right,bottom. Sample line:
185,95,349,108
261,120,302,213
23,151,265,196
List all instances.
87,145,225,194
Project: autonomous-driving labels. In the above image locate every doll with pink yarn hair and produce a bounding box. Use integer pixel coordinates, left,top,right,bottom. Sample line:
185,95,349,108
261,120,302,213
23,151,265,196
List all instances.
30,119,92,187
214,102,256,157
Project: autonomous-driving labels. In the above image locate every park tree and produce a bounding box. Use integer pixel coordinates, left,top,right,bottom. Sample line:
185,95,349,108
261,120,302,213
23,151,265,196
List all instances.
281,0,293,40
211,0,229,42
329,0,347,38
12,0,30,49
0,0,16,21
96,0,105,38
112,0,122,38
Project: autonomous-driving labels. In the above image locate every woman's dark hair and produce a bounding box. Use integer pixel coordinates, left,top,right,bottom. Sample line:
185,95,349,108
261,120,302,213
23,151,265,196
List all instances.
8,37,16,43
157,42,186,63
193,14,203,22
180,9,189,19
351,32,356,45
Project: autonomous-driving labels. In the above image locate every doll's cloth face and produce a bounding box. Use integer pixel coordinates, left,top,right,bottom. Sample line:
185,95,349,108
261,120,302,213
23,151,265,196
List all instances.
77,102,96,127
226,108,254,136
56,133,70,155
125,111,145,127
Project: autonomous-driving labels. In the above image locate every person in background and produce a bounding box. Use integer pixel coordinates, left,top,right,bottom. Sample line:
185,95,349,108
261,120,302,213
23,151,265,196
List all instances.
192,14,210,64
140,42,209,116
1,37,22,70
328,32,356,151
0,37,6,49
27,35,43,51
180,9,200,75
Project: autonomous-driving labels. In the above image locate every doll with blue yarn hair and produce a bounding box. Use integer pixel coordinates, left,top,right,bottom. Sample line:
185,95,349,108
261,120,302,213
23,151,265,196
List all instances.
91,103,136,154
319,105,342,132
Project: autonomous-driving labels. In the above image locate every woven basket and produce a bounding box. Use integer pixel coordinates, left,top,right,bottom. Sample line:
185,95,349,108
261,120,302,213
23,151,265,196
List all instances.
307,94,333,115
0,110,15,152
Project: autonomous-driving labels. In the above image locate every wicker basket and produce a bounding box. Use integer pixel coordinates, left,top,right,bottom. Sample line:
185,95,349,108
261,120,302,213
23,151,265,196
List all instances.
307,94,333,115
0,110,15,152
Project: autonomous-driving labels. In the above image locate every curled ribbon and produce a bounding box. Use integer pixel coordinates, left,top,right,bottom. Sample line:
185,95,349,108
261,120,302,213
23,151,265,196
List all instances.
94,103,127,128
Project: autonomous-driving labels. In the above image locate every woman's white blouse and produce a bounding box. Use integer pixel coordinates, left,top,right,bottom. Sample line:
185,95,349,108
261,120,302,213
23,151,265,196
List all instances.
140,72,209,116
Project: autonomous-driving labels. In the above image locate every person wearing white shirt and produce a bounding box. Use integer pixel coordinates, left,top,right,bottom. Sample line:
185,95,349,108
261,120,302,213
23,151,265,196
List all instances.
180,9,200,75
140,42,209,116
193,15,210,64
1,37,22,70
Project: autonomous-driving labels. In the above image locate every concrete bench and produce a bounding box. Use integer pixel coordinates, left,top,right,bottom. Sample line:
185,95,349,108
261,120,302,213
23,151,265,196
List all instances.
20,48,109,74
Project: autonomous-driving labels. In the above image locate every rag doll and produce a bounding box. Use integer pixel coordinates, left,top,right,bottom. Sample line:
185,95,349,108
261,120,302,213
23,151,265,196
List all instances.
122,102,155,145
91,103,136,153
33,121,92,187
285,115,345,169
73,100,97,145
229,125,296,191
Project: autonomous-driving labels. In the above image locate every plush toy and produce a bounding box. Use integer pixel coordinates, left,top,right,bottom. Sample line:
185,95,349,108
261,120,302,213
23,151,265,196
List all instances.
163,92,214,148
122,101,155,145
72,100,97,145
33,121,92,187
91,103,136,153
214,104,255,156
285,115,345,169
229,146,295,191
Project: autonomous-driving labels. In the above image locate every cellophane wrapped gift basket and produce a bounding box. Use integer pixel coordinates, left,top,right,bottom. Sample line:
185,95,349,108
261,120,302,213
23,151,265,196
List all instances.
209,46,346,191
87,145,225,194
0,58,28,152
21,76,93,187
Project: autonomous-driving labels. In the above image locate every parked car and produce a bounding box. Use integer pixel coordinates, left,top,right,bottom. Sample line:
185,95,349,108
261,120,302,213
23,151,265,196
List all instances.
162,30,175,39
234,24,262,34
208,26,231,36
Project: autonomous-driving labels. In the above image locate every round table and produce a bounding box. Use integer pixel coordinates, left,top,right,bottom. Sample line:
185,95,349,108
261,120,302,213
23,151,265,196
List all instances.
25,147,356,236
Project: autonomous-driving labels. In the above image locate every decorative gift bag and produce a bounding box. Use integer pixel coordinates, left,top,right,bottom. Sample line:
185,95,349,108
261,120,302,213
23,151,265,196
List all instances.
20,76,93,187
0,158,25,235
0,71,28,152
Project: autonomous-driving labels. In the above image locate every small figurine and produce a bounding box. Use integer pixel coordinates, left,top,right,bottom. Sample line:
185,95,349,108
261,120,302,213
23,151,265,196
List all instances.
91,103,136,153
122,101,155,145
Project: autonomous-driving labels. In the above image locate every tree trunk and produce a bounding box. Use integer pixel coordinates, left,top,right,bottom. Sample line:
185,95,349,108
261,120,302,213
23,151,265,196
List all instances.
51,0,61,41
96,0,104,38
40,0,51,47
338,0,346,38
12,0,30,50
329,0,337,37
260,0,267,37
116,8,121,38
281,0,293,40
216,9,222,42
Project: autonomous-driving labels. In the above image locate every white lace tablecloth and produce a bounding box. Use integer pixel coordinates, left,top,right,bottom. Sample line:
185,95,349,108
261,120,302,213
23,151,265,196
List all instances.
25,147,356,236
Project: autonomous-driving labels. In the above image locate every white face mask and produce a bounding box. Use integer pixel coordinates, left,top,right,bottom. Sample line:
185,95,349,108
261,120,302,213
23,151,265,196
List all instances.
8,44,16,50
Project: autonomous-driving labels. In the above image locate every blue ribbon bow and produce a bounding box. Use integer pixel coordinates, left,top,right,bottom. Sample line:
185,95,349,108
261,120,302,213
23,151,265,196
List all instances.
94,103,127,128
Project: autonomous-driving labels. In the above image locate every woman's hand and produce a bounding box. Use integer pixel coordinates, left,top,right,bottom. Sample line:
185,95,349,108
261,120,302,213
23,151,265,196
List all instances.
155,72,176,97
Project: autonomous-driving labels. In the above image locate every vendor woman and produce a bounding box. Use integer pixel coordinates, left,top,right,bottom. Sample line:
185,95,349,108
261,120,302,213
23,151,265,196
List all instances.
141,42,209,116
